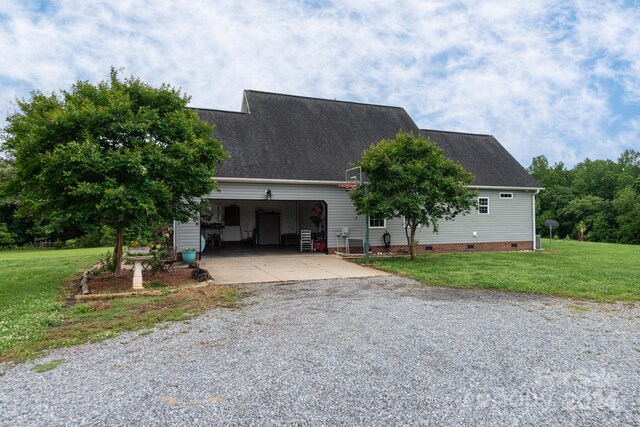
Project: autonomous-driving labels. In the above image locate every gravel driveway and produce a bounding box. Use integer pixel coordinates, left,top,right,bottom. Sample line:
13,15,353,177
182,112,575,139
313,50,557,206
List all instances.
1,276,639,426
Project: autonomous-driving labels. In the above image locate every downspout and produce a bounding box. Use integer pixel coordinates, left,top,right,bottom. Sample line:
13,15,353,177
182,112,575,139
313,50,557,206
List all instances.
532,190,539,249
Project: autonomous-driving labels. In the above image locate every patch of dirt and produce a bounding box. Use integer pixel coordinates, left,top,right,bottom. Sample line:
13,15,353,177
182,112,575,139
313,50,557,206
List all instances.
86,268,195,294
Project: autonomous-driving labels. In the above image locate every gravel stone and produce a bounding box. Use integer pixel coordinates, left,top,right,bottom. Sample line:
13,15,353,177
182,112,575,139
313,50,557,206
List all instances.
1,276,638,426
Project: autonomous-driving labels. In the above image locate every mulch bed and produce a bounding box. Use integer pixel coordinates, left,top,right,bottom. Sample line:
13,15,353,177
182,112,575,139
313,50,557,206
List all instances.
86,267,195,294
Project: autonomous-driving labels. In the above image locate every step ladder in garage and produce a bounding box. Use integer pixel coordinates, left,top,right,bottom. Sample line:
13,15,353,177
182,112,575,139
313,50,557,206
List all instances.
300,230,313,252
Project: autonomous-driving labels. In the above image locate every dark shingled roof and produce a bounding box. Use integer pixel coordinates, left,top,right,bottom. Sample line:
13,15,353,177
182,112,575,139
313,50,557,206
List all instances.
196,90,418,182
195,90,541,188
420,130,541,188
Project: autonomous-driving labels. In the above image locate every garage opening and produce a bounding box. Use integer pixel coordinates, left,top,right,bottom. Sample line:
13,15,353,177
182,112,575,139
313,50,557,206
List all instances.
200,199,328,255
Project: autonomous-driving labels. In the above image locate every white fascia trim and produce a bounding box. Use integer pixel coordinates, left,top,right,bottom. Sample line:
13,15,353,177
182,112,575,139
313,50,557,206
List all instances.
469,185,545,191
215,177,344,185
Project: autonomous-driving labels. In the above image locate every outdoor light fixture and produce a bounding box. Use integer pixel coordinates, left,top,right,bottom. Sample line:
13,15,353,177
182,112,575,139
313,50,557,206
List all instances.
265,189,272,201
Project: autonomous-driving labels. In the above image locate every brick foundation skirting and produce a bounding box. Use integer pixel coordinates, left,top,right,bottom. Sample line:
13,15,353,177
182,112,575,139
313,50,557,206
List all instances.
331,241,533,255
180,241,532,259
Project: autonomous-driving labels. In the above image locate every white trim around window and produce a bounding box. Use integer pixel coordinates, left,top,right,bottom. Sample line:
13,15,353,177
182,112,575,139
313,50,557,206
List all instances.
369,217,386,228
478,197,489,214
499,192,513,199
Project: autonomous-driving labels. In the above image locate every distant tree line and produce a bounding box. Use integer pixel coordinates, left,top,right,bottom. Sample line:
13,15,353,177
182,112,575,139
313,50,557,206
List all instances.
528,150,640,244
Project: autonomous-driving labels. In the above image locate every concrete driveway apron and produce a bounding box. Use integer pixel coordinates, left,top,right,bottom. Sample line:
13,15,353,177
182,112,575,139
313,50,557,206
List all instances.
198,252,389,284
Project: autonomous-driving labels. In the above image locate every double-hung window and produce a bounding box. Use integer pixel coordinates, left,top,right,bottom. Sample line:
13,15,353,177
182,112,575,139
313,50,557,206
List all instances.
369,217,386,228
478,197,489,214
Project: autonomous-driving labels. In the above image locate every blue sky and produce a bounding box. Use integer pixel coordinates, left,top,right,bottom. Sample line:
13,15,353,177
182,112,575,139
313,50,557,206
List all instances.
1,0,639,167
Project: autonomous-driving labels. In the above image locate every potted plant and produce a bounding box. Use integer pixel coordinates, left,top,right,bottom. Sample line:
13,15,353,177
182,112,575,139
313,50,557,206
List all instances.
181,248,197,263
128,239,151,255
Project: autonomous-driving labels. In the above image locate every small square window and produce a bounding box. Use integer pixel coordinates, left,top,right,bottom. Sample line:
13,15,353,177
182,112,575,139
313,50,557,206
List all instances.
500,193,513,199
478,197,489,214
369,217,386,228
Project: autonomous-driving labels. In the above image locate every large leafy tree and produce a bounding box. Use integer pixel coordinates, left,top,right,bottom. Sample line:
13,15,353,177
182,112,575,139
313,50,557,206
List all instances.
559,195,609,234
613,184,640,244
617,149,640,189
572,158,620,200
350,131,475,261
2,69,228,275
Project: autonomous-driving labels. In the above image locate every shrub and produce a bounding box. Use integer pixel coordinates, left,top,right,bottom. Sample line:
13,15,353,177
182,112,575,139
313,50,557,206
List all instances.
100,251,116,273
75,225,116,248
0,223,16,246
76,230,101,248
64,239,79,249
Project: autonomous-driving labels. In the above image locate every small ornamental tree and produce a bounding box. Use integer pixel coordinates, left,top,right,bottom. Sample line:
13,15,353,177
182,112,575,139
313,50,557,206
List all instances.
0,223,15,246
576,220,587,241
2,69,228,275
350,131,476,260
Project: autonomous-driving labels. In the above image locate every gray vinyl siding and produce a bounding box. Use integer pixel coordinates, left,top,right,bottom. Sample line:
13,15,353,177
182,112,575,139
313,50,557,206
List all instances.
388,190,534,247
174,182,535,251
355,190,533,248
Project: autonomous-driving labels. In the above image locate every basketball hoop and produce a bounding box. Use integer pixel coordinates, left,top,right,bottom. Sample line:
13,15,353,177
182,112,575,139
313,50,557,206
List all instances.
344,166,362,190
337,183,357,191
342,165,369,264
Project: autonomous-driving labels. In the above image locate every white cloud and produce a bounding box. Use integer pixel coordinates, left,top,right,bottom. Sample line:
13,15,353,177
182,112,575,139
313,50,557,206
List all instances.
1,0,639,167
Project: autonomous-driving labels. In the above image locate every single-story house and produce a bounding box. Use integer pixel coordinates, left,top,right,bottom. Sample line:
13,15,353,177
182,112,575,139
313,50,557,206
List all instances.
174,90,543,256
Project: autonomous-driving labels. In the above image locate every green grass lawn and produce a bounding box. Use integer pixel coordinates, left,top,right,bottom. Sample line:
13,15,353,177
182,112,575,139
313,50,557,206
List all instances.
0,248,108,360
370,240,640,302
0,248,240,362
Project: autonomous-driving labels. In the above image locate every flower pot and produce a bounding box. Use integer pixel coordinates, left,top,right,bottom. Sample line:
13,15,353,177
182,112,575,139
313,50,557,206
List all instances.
181,250,197,263
128,246,150,255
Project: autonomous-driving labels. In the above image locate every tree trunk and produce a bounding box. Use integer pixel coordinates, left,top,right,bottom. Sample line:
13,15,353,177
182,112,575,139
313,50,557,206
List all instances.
405,219,418,261
404,223,411,258
114,226,124,276
409,224,417,261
